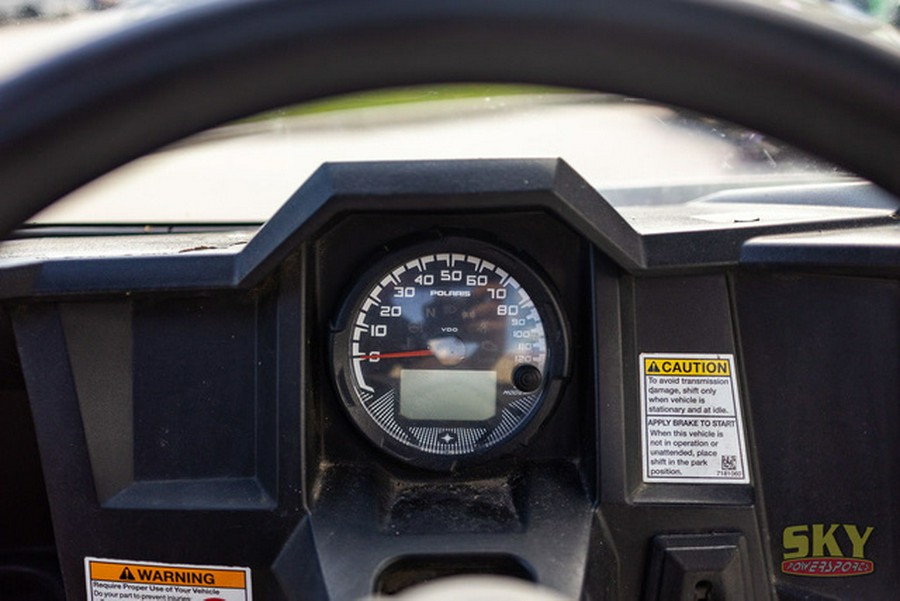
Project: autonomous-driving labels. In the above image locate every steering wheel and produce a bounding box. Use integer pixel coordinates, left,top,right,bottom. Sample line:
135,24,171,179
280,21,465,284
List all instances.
0,0,897,238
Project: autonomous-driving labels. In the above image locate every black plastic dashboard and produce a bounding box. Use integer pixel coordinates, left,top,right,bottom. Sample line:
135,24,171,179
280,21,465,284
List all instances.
0,159,898,600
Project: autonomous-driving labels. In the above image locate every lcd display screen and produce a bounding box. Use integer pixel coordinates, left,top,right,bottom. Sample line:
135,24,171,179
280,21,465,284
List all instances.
399,369,497,421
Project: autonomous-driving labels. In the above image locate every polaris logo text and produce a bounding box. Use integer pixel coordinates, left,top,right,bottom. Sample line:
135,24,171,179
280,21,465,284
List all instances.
782,524,874,577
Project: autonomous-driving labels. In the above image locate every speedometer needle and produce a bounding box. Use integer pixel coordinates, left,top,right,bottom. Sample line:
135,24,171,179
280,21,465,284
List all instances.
356,349,434,361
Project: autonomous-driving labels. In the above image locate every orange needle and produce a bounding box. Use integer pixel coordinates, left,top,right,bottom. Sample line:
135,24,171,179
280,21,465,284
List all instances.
356,349,433,361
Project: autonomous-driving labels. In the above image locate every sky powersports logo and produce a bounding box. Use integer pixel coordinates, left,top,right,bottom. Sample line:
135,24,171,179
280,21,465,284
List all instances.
782,524,874,577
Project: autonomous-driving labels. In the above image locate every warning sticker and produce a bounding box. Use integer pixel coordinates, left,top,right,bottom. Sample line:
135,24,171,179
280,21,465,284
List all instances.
85,557,251,601
640,353,749,484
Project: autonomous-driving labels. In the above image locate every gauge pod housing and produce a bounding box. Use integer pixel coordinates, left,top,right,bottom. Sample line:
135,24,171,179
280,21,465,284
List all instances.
330,237,570,470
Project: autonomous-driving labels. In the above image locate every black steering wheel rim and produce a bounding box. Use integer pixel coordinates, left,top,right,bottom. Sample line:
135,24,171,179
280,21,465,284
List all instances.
0,0,897,234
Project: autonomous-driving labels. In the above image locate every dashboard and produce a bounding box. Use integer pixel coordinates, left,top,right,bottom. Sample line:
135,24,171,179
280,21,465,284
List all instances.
0,0,898,598
1,158,898,600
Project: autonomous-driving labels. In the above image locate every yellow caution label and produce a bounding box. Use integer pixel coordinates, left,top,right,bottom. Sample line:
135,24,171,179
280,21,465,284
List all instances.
88,560,246,589
644,357,730,377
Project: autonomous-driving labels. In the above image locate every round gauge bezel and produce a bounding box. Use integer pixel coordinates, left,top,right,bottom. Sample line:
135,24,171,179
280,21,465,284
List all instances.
329,235,570,471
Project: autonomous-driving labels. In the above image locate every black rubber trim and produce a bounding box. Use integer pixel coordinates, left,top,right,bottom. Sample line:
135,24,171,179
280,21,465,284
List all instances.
741,224,900,274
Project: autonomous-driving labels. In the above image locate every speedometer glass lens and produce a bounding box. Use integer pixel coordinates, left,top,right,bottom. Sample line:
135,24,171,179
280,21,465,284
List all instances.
331,238,567,469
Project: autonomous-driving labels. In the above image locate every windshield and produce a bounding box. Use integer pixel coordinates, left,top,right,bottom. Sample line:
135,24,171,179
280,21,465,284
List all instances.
31,88,865,224
2,0,898,224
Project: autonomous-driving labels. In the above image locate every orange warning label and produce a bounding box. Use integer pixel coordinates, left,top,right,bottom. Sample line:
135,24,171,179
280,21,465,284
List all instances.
88,560,246,589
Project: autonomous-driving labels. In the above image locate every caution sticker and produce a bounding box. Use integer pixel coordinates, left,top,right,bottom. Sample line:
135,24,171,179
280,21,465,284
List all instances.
85,557,251,601
640,353,749,484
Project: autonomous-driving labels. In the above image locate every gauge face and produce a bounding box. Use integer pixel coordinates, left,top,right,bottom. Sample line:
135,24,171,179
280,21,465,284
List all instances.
331,238,568,469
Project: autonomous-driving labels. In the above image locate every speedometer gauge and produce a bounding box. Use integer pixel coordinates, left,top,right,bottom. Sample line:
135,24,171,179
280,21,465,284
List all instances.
330,238,569,470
